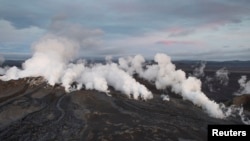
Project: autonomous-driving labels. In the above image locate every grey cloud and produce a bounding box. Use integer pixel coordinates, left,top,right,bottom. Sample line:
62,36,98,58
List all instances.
49,20,104,48
0,1,49,28
1,0,250,61
168,29,195,37
1,0,250,33
167,1,249,27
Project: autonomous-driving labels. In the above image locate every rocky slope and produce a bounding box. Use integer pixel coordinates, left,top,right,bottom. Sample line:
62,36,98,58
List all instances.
0,73,249,141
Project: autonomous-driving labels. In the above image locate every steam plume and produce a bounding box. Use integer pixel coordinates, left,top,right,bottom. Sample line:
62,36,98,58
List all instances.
0,25,246,119
215,67,229,86
192,61,206,78
0,33,153,100
236,75,250,95
1,34,78,85
119,53,225,118
204,67,229,92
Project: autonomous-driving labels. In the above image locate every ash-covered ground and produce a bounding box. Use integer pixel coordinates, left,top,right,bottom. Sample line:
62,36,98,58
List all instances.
0,60,250,141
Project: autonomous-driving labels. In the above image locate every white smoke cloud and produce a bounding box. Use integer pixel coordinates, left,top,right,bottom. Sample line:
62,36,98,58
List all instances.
192,61,206,78
152,54,224,118
1,23,248,121
1,34,79,85
59,60,153,100
193,62,206,78
204,67,229,92
236,75,250,95
61,62,85,92
215,67,229,86
161,94,170,101
0,27,153,100
118,54,145,76
118,53,225,118
220,104,250,125
118,54,250,122
205,76,215,92
0,66,19,79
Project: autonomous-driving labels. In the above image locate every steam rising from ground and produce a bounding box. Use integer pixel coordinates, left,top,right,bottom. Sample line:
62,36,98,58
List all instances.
119,54,225,118
1,34,78,85
215,68,229,86
191,61,229,87
0,34,152,100
0,31,249,121
192,61,206,78
0,36,228,118
236,75,250,95
61,62,153,100
204,67,229,92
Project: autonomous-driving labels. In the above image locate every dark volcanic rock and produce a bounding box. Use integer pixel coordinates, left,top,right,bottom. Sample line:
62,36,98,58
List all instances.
0,77,246,141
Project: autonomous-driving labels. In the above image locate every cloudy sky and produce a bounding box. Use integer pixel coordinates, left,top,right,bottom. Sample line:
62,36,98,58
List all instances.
0,0,250,60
